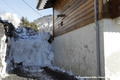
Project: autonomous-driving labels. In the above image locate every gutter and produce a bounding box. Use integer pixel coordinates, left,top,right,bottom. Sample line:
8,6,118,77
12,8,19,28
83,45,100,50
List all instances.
94,0,101,80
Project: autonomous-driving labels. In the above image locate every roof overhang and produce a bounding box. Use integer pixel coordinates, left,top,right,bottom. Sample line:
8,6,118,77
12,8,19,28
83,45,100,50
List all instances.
36,0,54,10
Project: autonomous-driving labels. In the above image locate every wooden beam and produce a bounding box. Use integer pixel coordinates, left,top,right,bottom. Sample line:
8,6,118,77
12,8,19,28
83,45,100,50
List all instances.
112,0,120,18
36,0,42,9
98,0,103,19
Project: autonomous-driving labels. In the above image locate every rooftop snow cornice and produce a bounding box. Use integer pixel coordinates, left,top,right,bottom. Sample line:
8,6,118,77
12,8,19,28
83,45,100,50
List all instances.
36,0,55,10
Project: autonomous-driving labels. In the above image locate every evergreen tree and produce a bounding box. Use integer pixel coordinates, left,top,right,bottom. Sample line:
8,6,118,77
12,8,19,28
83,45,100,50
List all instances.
20,17,30,27
30,22,38,31
20,17,38,31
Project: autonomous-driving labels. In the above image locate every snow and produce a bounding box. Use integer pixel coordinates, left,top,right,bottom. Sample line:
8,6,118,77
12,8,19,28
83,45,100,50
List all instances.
48,66,89,80
13,28,54,67
49,66,88,80
0,25,85,80
0,13,20,28
49,66,73,76
0,27,54,78
0,35,9,78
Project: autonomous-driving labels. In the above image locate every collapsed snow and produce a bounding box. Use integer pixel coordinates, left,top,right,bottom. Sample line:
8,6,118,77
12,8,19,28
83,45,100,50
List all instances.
0,13,20,28
0,27,54,78
0,24,85,80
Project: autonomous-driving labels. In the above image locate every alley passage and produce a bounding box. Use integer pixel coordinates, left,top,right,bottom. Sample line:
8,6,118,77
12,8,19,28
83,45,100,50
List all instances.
0,21,79,80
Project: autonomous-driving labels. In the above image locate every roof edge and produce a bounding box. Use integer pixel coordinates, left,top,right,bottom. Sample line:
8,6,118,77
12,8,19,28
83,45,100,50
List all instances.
36,0,54,10
36,0,42,10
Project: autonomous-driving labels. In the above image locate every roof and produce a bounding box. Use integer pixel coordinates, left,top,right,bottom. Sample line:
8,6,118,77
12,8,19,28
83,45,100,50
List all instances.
36,0,54,10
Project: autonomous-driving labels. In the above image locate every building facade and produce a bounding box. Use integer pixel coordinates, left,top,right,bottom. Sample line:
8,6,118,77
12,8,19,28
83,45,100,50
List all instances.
36,0,120,80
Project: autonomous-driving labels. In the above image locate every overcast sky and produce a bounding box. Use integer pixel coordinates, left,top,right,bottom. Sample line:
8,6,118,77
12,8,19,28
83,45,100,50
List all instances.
0,0,52,22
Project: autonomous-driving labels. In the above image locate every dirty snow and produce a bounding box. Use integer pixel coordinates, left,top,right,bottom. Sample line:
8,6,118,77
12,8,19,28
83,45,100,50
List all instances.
0,35,9,78
0,13,20,28
0,26,85,80
49,66,73,76
0,27,54,78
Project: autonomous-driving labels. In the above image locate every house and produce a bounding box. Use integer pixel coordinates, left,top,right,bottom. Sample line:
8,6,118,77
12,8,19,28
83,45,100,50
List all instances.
36,0,120,80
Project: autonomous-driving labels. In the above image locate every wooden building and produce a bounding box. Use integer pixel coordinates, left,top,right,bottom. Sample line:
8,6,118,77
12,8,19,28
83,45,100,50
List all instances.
36,0,120,80
37,0,120,37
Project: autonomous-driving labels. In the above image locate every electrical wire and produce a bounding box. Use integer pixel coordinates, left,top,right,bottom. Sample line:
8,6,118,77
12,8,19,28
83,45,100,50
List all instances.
22,0,50,27
22,0,42,17
1,0,50,28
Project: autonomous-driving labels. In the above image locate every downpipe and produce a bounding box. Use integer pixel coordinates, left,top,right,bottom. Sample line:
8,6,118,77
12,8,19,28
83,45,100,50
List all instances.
94,0,101,80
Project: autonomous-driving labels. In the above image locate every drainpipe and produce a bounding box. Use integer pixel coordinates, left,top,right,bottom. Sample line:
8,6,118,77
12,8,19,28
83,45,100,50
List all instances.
94,0,101,80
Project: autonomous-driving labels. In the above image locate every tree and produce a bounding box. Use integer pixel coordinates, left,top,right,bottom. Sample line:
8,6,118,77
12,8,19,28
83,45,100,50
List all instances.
29,22,38,31
20,17,30,27
20,17,38,31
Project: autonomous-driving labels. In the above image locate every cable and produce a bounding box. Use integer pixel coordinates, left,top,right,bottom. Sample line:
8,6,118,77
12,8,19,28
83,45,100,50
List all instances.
22,0,42,17
22,0,50,28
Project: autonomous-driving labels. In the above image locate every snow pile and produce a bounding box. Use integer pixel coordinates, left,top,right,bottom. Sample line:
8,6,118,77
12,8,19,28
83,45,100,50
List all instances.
0,35,9,78
49,66,89,80
0,27,54,78
0,13,20,28
12,28,54,67
49,66,73,76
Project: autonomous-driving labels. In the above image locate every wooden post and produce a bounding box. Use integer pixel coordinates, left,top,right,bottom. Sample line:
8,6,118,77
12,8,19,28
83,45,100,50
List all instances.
98,0,103,19
112,0,120,18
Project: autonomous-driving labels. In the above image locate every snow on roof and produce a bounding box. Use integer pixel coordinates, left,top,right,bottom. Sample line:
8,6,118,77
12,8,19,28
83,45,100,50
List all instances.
36,0,54,10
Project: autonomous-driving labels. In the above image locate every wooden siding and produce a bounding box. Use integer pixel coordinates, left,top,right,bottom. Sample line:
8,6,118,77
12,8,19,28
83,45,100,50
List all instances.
53,0,120,37
53,0,96,37
37,0,54,10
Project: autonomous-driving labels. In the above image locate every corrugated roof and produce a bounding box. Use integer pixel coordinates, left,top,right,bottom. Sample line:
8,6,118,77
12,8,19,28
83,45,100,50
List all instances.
36,0,54,10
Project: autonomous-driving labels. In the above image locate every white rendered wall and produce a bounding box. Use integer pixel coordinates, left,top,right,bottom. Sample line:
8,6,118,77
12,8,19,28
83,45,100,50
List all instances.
53,18,120,79
53,21,105,78
103,19,120,80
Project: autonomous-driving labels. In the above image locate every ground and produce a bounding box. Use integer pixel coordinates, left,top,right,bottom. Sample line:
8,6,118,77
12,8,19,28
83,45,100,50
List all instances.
2,67,78,80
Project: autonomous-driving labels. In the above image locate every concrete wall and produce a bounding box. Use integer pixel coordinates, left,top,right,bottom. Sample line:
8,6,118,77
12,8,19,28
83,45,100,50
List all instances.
53,20,105,78
103,18,120,80
53,18,120,80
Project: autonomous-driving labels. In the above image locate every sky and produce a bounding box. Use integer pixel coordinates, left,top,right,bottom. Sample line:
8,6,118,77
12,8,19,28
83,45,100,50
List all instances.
0,0,53,22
